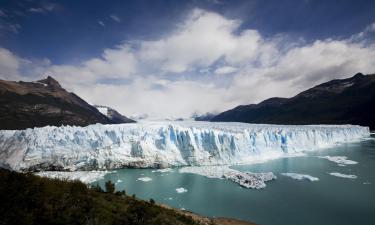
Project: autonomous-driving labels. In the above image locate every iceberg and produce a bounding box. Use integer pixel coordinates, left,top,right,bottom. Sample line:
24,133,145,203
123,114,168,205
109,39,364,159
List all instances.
318,156,358,165
137,177,152,182
176,187,188,193
281,173,319,181
329,172,357,179
179,166,276,189
0,121,369,172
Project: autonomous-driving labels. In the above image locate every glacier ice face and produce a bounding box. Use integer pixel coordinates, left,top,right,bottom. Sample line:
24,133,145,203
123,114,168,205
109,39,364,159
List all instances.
0,121,370,172
35,171,109,184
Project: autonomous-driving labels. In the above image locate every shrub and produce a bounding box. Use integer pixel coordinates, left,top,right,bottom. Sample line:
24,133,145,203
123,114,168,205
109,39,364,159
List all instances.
104,180,115,193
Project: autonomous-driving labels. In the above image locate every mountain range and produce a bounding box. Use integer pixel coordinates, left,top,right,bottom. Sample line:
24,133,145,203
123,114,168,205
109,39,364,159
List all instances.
0,76,134,130
212,73,375,130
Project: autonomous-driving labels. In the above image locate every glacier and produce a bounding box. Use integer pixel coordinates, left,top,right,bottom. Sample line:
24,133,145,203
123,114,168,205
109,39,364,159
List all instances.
0,121,370,172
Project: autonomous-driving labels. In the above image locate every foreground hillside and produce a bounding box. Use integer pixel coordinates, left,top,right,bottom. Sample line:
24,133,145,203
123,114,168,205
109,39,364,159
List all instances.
0,169,255,225
0,76,133,130
212,73,375,129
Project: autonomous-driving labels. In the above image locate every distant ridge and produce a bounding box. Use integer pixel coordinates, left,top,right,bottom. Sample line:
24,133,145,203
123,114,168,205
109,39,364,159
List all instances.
94,105,135,124
0,76,113,130
212,73,375,130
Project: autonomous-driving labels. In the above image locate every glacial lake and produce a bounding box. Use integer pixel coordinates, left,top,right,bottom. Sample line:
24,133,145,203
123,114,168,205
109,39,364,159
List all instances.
93,134,375,225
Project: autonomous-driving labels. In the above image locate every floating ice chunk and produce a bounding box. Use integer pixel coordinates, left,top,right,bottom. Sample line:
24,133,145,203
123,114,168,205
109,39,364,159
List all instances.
281,173,319,181
137,177,152,182
329,172,357,179
116,179,123,183
179,166,276,189
176,187,188,193
35,171,108,184
152,168,174,173
318,156,358,165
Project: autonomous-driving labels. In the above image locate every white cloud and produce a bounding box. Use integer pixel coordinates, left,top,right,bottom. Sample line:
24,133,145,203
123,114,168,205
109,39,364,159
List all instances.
0,9,7,17
214,66,238,75
110,14,121,23
29,8,45,13
98,20,105,27
29,3,60,14
1,9,375,118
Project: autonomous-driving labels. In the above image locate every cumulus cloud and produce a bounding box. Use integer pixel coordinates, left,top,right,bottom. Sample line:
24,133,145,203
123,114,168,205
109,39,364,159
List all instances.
1,9,375,119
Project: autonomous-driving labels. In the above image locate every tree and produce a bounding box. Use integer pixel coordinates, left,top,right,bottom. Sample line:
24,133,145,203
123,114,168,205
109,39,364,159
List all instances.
104,180,115,193
149,198,155,204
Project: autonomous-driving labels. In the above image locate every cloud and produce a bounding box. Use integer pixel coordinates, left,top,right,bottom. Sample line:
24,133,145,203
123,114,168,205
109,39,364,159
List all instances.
110,14,121,23
0,23,21,34
0,9,7,17
28,2,61,14
98,20,105,27
1,9,375,119
215,66,238,75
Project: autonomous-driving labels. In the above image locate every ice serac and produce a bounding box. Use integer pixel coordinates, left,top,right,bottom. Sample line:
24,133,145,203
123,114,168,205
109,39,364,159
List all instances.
0,121,370,171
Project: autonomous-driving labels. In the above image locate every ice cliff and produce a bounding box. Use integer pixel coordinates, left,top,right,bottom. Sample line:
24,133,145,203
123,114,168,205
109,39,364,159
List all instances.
0,121,370,171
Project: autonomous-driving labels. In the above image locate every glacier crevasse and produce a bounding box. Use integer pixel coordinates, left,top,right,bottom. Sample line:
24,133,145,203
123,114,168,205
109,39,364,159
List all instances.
0,121,370,171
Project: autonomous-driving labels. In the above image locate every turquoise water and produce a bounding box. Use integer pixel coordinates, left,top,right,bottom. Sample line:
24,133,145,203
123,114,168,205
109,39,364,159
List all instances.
93,136,375,225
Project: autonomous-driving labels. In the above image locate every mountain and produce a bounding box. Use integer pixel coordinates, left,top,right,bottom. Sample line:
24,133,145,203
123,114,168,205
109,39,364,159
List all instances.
94,105,135,123
212,73,375,129
192,112,218,121
0,76,113,130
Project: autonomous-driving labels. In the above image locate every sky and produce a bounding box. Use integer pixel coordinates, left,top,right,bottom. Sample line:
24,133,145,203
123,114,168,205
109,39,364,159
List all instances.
1,0,375,119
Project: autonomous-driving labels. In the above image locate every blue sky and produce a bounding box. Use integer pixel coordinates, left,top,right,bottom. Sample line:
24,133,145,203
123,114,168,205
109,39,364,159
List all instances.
1,0,375,118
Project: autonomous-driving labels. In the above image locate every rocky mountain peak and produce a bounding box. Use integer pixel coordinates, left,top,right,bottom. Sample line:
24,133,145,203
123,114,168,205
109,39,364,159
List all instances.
37,76,62,89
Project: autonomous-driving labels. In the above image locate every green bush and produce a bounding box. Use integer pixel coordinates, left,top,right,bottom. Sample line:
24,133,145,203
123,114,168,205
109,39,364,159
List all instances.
105,180,115,193
0,169,200,225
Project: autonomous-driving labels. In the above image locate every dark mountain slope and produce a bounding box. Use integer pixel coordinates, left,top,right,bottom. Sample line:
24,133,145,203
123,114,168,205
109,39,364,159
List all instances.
212,73,375,129
94,105,135,123
0,76,112,130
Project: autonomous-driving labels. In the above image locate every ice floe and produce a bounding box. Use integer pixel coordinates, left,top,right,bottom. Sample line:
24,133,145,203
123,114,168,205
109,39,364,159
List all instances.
137,177,152,182
281,173,319,181
329,172,357,179
318,156,358,165
176,187,188,193
179,166,276,189
152,168,174,173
